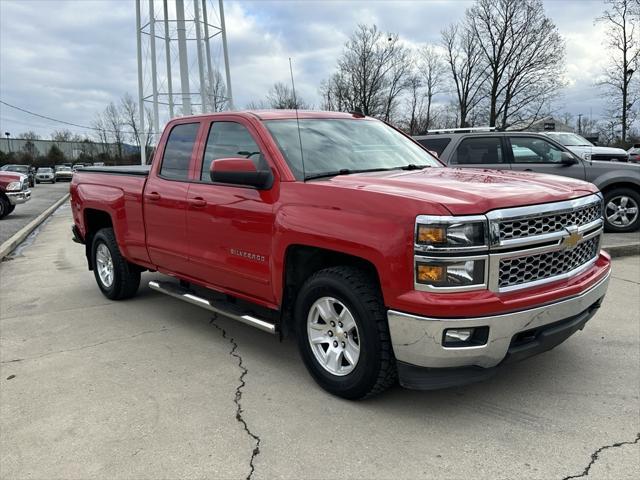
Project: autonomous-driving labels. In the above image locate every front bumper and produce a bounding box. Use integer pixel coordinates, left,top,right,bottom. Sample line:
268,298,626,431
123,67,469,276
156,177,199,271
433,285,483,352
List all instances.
5,190,31,205
388,270,610,374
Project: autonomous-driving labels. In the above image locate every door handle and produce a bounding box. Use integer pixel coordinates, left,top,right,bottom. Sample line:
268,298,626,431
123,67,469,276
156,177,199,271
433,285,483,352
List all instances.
146,192,161,201
189,197,207,208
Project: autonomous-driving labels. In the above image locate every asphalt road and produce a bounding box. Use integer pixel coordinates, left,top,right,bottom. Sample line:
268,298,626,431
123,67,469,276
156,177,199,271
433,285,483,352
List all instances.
0,181,70,244
1,209,639,480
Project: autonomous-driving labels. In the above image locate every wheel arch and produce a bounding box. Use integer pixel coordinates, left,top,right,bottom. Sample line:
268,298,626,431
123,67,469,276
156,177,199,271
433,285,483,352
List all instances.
279,244,383,337
83,208,114,270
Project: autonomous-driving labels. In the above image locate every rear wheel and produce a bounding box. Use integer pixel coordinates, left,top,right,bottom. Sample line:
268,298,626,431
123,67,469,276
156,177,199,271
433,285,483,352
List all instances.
92,228,141,300
604,188,640,232
294,266,396,399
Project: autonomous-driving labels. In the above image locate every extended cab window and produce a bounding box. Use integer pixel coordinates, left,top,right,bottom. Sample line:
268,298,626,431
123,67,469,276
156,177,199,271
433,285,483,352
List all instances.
451,137,504,165
510,137,565,164
160,123,199,180
417,137,451,157
201,122,265,181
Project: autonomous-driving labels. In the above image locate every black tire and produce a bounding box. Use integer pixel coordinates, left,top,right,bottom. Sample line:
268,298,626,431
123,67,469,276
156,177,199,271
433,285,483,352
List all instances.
0,196,10,219
603,187,640,233
294,266,396,399
91,228,141,300
36,180,40,184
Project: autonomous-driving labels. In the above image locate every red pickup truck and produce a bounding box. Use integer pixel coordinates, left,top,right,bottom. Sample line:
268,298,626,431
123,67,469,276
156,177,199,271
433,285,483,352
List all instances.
70,111,611,399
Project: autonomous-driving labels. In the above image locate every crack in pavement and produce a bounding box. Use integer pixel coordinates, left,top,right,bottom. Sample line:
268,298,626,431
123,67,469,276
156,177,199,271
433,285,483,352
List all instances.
210,317,261,480
561,433,640,479
0,327,173,364
612,275,640,285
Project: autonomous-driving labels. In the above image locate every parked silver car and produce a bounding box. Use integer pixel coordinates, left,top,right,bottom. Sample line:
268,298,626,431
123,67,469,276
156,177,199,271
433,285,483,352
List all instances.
36,167,56,184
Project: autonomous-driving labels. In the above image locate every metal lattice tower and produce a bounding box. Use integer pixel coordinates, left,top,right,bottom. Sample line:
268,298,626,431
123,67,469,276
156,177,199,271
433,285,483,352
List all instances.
135,0,233,164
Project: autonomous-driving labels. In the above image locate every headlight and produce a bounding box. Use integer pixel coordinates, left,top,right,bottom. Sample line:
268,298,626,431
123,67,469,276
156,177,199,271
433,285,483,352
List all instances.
416,215,487,250
415,257,487,290
5,181,22,191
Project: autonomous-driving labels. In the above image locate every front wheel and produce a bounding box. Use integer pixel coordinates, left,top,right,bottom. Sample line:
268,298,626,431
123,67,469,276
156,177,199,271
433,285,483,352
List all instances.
604,188,640,232
92,228,141,300
0,196,11,219
294,266,396,399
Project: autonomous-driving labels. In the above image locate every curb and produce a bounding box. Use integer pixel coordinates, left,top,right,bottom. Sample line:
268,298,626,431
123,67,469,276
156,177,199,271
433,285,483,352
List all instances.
0,193,70,260
603,242,640,259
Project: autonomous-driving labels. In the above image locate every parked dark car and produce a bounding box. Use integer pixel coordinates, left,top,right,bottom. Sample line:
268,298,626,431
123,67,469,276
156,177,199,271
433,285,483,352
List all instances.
414,131,640,232
0,164,35,187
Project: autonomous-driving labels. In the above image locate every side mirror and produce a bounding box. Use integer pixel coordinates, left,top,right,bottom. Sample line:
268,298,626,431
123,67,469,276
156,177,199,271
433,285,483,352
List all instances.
210,158,273,189
560,152,578,165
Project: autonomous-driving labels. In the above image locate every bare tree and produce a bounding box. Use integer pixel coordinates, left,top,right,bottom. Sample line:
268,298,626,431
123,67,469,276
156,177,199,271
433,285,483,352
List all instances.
402,73,426,135
597,0,640,141
319,72,353,111
17,131,40,140
322,24,407,117
381,40,410,122
265,82,309,109
467,0,565,129
50,129,74,142
206,69,229,112
442,23,487,127
418,45,446,129
120,93,140,148
104,102,124,159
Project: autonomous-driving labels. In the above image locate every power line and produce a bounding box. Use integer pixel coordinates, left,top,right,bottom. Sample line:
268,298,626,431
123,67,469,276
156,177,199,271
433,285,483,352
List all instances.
0,99,161,135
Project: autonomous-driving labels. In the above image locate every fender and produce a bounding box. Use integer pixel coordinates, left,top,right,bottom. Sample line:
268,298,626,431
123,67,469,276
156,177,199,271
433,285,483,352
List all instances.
76,183,150,265
591,168,640,192
271,203,415,306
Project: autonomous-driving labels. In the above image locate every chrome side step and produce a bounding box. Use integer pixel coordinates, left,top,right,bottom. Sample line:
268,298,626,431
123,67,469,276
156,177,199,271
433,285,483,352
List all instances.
148,280,277,334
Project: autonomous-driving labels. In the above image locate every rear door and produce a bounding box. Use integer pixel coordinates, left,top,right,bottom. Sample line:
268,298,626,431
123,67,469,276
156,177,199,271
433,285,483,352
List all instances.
144,121,202,274
507,136,586,180
186,118,277,304
449,136,511,170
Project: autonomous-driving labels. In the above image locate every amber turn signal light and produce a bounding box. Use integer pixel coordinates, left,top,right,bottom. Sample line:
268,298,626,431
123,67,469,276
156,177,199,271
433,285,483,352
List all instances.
417,264,445,282
417,225,446,244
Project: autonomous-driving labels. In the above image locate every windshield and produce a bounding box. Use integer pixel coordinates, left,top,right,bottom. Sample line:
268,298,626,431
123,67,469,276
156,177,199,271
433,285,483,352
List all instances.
57,166,71,171
265,118,441,180
39,168,53,173
547,132,592,147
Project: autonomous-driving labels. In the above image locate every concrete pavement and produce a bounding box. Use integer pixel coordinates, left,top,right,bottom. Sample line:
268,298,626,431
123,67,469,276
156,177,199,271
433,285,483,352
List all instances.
1,208,638,480
0,182,69,244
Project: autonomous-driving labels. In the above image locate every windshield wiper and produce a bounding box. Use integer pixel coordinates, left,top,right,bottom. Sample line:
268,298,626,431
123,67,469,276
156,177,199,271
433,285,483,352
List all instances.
396,164,429,170
305,167,395,181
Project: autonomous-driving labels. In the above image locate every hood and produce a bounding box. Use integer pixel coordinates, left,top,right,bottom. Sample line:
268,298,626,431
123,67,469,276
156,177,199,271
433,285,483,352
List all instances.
0,171,26,188
566,145,627,155
320,167,598,215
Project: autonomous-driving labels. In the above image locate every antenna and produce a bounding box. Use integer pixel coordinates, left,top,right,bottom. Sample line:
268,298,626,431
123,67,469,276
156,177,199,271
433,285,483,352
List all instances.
289,57,306,180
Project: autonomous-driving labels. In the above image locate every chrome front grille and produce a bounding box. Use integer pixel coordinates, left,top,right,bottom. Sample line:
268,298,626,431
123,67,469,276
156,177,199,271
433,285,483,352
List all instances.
499,201,602,241
486,193,604,292
498,237,599,289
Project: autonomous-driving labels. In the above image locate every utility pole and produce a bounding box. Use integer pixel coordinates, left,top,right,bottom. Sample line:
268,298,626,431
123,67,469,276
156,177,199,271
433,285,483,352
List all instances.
135,0,147,166
577,114,583,135
219,0,234,110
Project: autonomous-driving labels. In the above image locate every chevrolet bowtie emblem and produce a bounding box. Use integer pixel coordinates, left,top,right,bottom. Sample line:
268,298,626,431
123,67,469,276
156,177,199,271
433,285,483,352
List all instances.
561,229,583,249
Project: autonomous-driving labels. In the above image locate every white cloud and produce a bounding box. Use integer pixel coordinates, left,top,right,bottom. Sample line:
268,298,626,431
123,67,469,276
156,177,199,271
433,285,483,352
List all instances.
0,0,617,139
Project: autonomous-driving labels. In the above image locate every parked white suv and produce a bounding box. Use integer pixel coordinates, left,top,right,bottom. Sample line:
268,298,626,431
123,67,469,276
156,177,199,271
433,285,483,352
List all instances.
545,132,629,162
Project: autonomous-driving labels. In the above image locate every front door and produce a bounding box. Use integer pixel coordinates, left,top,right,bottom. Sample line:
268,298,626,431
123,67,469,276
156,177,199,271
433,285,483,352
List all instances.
186,120,277,304
144,122,201,274
507,136,586,181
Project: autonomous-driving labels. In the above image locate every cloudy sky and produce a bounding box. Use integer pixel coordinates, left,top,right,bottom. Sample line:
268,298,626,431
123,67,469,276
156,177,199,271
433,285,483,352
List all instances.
0,0,613,140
